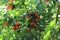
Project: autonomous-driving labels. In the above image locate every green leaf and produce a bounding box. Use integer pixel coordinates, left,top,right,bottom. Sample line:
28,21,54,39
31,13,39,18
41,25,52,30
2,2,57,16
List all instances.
0,34,3,40
55,23,60,31
43,31,51,40
10,37,13,40
45,25,51,32
24,2,29,5
49,20,55,26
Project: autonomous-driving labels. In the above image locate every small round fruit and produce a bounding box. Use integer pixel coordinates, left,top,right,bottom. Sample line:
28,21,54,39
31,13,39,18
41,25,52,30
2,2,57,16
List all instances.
45,0,49,5
6,4,13,10
45,0,48,3
30,22,36,27
25,16,31,20
34,14,40,18
12,27,17,30
15,21,19,26
10,0,14,2
26,28,30,32
29,11,33,14
15,26,19,29
4,21,8,26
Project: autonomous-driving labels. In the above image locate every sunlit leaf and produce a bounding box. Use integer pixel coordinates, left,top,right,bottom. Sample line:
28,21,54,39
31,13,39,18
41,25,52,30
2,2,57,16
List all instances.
43,31,50,40
49,20,55,26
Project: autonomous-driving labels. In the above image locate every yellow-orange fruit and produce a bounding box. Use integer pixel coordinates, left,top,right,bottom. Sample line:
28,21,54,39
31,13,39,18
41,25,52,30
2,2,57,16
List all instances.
26,28,30,32
30,22,36,27
4,21,8,26
34,14,40,18
15,21,19,26
29,11,33,14
6,4,13,10
25,16,31,20
45,0,48,3
10,0,14,2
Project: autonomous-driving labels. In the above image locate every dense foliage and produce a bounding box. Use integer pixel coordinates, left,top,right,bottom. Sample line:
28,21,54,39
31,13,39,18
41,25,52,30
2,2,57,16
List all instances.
0,0,60,40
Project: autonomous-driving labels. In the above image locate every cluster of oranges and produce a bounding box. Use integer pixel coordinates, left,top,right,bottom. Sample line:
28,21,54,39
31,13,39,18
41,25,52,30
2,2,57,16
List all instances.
25,11,40,21
12,21,19,30
4,21,19,30
25,11,40,32
4,0,40,32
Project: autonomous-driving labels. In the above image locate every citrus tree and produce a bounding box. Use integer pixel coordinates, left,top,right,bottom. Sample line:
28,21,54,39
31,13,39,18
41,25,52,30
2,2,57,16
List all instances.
0,0,60,40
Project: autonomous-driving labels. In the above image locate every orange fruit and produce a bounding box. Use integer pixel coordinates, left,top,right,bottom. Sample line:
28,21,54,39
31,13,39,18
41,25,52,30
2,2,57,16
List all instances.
30,22,36,27
45,0,49,5
15,21,19,26
4,21,8,26
26,28,30,32
25,16,31,20
6,4,13,10
45,0,48,3
34,14,40,18
12,27,17,30
29,11,33,14
10,0,14,2
15,26,19,29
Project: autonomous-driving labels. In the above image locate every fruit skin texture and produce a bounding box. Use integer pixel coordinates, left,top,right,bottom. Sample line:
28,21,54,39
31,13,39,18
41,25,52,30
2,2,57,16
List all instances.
10,0,14,2
12,25,19,30
4,21,8,26
45,0,49,5
45,0,48,2
26,28,30,32
6,3,13,10
25,16,31,20
15,21,19,26
12,21,19,30
12,27,17,30
29,11,33,14
34,14,40,19
30,22,36,27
